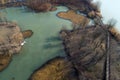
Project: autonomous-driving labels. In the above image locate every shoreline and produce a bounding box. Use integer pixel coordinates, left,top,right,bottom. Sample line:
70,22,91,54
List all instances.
0,0,101,18
28,56,79,80
0,22,33,71
28,57,64,80
0,54,12,72
57,10,90,26
29,56,65,76
0,22,24,71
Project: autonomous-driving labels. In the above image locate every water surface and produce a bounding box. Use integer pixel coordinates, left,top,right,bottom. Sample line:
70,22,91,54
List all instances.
0,6,72,80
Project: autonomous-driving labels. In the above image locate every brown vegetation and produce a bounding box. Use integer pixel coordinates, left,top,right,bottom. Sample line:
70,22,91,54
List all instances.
0,22,24,55
109,27,120,41
0,54,12,72
57,10,90,26
88,11,102,18
0,22,33,71
26,0,57,12
22,30,33,39
29,57,78,80
60,25,108,80
107,19,120,41
26,0,101,17
60,21,120,79
0,22,24,71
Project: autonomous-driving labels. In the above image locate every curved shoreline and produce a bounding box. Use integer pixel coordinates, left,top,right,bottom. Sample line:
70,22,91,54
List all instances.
0,0,100,17
0,54,12,72
0,22,23,71
28,57,64,76
22,30,33,39
28,56,79,80
0,22,33,72
57,10,90,25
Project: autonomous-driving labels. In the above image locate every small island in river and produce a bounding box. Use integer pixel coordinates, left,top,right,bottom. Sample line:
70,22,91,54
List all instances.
57,10,90,25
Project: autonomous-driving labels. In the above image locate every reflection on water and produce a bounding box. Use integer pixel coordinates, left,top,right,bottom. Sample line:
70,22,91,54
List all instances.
0,6,72,80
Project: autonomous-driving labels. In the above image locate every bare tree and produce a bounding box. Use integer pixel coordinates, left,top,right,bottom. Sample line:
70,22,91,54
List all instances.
107,18,117,29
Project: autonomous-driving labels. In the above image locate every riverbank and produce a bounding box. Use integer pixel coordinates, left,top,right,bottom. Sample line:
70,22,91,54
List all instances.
0,54,12,72
25,0,101,18
26,2,57,12
0,22,33,71
0,0,101,19
0,22,23,71
29,57,78,80
0,22,24,55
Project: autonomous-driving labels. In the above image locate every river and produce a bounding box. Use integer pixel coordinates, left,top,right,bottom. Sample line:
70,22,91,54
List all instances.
0,6,72,80
0,1,119,79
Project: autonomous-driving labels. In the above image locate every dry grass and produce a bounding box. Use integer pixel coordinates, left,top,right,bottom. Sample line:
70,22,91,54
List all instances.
30,57,78,80
27,0,56,12
109,27,120,41
0,54,12,71
0,22,24,71
57,10,90,26
22,30,33,39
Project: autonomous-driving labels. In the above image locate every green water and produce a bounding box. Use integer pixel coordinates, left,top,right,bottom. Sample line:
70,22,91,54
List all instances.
0,6,72,80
